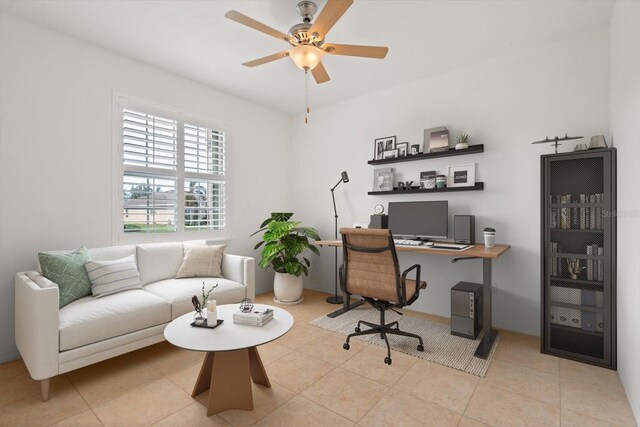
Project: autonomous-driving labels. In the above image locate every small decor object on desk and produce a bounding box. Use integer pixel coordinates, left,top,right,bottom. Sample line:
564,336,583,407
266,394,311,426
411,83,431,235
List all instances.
233,308,274,327
447,163,475,188
374,136,396,160
455,133,470,150
436,175,447,188
396,142,408,156
239,298,254,313
483,227,495,248
574,143,588,151
567,258,586,280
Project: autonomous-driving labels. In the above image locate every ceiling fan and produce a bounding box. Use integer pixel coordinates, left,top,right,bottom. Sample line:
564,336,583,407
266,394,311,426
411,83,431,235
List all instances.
224,0,389,85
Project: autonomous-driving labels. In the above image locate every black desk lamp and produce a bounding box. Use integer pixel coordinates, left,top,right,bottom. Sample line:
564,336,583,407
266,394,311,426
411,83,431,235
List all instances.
327,171,349,304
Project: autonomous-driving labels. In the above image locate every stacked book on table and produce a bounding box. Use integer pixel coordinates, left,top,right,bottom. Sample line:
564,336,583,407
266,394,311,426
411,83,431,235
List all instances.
233,308,274,327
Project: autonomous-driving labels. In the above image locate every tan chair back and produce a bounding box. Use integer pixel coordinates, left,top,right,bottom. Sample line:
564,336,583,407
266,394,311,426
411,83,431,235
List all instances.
340,228,401,303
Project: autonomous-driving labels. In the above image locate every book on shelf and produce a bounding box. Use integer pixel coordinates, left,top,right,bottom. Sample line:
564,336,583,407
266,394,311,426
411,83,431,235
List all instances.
597,246,604,281
587,245,594,280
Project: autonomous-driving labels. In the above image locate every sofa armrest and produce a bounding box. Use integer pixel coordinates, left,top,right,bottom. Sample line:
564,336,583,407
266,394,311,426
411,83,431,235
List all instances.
15,272,59,380
221,254,255,300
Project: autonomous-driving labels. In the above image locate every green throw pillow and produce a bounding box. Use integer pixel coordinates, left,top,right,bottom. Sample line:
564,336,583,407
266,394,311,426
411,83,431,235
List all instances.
39,247,92,308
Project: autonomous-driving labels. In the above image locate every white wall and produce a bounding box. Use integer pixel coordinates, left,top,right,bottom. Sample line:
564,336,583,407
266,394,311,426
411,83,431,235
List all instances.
290,27,610,336
610,0,640,421
0,13,291,362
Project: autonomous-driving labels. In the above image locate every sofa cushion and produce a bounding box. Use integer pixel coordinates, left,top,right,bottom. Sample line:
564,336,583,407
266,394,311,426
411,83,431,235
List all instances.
39,247,92,309
137,242,184,285
38,245,136,274
144,278,246,319
59,289,170,351
85,255,142,297
175,244,225,279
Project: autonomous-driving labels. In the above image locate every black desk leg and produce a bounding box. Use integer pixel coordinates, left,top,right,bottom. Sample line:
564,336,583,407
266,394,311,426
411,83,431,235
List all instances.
474,258,498,359
326,294,364,318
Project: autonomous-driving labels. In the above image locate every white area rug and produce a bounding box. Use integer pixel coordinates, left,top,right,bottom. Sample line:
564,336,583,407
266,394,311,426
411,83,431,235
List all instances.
309,306,498,377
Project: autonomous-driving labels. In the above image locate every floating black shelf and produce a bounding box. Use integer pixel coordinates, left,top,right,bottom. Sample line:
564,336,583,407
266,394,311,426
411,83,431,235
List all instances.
550,228,603,233
368,182,484,195
368,144,484,165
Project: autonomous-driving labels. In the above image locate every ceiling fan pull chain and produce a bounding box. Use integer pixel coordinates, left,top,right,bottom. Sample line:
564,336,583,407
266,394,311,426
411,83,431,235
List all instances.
305,67,310,124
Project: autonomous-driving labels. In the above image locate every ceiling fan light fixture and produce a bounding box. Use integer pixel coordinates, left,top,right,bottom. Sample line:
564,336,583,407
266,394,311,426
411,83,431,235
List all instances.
289,45,323,70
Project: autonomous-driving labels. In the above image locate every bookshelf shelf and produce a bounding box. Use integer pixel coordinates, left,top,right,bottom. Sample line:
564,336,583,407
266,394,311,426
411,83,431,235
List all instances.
550,228,603,233
550,277,604,287
368,144,483,165
550,301,604,313
368,182,484,195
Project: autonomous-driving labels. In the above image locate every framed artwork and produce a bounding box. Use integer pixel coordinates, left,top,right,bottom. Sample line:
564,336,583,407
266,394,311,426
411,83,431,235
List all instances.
374,136,396,160
447,163,476,187
430,129,450,153
373,168,394,191
396,142,408,157
383,149,398,159
420,170,436,189
410,144,421,155
423,126,447,151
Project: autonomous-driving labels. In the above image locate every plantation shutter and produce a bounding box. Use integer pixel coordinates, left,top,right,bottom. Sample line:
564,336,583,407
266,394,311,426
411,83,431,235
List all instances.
122,109,178,233
183,124,226,230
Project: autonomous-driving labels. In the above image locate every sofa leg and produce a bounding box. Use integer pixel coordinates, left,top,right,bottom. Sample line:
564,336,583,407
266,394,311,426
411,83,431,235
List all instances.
41,378,50,402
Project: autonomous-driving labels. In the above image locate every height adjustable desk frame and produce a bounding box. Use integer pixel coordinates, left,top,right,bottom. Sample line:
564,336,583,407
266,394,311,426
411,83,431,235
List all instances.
316,241,511,359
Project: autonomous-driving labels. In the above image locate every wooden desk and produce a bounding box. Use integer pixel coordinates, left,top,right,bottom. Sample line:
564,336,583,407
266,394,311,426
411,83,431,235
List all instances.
317,240,511,359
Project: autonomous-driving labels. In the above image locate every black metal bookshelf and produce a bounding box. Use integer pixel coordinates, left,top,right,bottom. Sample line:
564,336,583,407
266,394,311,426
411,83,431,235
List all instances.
540,148,616,369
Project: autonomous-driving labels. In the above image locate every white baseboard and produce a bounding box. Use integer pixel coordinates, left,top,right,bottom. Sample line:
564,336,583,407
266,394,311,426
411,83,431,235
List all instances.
0,348,20,364
619,366,640,425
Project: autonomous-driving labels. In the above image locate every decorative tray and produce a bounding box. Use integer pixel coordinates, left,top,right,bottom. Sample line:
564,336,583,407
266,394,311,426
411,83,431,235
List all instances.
190,319,224,329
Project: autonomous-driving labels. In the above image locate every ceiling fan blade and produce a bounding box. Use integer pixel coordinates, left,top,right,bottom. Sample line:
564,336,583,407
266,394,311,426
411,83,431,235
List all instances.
309,0,353,38
225,10,291,42
311,62,330,84
323,43,389,59
242,51,290,67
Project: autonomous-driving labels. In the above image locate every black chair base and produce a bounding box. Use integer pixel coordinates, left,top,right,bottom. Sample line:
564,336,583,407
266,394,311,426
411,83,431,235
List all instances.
342,301,424,365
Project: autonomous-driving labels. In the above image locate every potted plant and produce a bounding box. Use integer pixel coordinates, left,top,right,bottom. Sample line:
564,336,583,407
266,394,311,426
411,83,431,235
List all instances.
251,213,321,304
455,132,470,150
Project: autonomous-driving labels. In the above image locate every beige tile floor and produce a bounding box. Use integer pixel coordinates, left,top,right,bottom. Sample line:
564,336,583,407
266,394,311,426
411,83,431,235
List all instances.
0,289,636,427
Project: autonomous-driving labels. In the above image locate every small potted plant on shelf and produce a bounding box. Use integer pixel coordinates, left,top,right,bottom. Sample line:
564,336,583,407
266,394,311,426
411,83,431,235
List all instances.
251,212,321,305
455,133,470,150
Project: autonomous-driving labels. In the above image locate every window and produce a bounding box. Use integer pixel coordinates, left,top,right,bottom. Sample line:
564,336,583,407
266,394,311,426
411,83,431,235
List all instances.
120,103,226,234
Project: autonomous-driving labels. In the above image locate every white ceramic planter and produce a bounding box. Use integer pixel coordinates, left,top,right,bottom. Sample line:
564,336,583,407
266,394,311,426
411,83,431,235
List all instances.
273,272,304,305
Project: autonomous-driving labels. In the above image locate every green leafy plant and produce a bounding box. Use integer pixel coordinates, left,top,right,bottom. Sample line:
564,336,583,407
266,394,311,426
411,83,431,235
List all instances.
456,133,470,146
251,212,321,277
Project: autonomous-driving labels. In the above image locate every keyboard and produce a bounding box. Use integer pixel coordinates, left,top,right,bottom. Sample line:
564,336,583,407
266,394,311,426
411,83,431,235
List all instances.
430,243,471,250
393,239,423,246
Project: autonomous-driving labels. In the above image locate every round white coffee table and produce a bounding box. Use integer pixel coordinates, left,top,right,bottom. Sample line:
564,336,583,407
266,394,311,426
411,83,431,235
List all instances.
164,303,293,416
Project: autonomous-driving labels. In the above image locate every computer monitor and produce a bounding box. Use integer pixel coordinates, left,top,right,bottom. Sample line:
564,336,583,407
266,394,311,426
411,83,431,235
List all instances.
388,201,448,239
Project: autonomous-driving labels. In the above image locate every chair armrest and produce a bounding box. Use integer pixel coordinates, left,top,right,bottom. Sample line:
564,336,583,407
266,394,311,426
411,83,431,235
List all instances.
15,272,59,380
401,264,422,305
221,254,255,300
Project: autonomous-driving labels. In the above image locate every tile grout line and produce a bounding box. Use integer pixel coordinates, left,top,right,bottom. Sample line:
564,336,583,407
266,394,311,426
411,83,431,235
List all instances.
62,373,106,427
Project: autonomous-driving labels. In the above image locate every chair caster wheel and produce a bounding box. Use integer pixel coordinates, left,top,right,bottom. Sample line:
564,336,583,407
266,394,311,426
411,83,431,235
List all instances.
355,327,361,333
343,343,350,350
417,345,424,352
384,357,392,365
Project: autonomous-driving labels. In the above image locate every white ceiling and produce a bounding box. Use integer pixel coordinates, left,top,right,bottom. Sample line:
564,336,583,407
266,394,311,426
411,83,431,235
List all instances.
1,0,615,115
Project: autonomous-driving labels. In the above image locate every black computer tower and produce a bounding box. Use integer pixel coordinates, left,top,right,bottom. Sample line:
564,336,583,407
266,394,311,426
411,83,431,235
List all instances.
451,282,483,339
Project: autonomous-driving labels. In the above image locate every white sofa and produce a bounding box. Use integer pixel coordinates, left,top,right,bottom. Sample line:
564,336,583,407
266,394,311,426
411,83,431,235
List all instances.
15,241,255,400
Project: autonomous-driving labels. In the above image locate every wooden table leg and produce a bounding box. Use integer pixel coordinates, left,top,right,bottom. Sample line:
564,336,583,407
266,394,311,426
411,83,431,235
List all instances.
248,346,271,388
192,352,214,397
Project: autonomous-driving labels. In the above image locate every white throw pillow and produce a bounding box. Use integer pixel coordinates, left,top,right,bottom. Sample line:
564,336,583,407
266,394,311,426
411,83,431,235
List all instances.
84,254,142,297
175,244,226,279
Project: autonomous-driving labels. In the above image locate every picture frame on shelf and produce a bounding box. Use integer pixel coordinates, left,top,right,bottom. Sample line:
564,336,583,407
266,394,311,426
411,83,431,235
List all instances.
373,168,394,192
396,142,408,157
420,170,437,189
447,163,476,187
382,149,398,159
374,136,396,160
429,129,450,153
410,144,421,155
423,126,447,152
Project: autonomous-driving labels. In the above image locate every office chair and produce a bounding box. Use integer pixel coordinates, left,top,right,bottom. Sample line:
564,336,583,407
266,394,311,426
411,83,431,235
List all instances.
339,228,427,365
